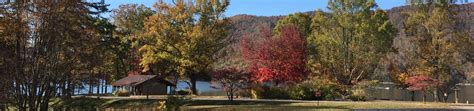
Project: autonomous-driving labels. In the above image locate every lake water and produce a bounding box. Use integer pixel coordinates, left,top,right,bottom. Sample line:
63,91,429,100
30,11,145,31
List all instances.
77,81,225,95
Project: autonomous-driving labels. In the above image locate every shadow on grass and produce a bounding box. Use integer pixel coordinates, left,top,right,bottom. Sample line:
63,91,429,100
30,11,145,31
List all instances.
102,99,162,108
188,100,296,106
185,100,351,111
51,98,164,109
185,105,351,111
51,98,351,111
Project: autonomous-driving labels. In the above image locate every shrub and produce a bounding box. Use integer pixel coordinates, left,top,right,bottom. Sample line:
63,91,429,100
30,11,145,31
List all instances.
162,95,191,111
176,90,191,95
287,84,316,100
347,80,376,101
113,89,131,96
296,77,344,100
235,89,252,98
255,87,289,99
348,94,366,101
319,86,342,100
253,81,343,100
250,89,258,99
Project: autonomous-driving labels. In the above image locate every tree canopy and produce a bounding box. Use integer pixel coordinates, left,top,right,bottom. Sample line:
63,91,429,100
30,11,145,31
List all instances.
242,25,308,85
138,0,231,94
309,0,397,95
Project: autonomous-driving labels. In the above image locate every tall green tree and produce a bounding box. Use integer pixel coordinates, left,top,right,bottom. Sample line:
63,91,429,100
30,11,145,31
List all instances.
401,1,471,102
110,4,154,80
309,0,397,97
273,13,312,37
139,0,231,95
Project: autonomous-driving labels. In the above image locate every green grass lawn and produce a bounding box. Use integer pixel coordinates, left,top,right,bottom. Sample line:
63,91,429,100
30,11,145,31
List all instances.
48,98,452,111
182,100,451,110
50,98,164,109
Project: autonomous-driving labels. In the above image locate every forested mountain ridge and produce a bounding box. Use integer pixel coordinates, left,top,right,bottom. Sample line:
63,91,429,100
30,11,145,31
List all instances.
386,3,474,80
221,3,474,79
228,3,473,43
387,3,474,37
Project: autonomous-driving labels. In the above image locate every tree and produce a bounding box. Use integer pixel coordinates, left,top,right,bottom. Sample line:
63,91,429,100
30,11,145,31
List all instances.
110,4,154,80
210,68,250,101
0,10,14,106
401,2,470,102
386,56,411,88
273,13,312,37
273,12,319,68
88,17,119,96
112,4,154,36
139,0,231,95
309,0,397,97
241,25,308,85
405,75,438,104
0,0,107,110
386,56,420,101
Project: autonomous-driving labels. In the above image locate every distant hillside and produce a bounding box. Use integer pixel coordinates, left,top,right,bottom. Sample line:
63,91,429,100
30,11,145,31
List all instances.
387,3,474,37
228,3,473,42
386,3,473,60
213,15,282,69
220,3,474,76
228,14,282,43
224,3,474,53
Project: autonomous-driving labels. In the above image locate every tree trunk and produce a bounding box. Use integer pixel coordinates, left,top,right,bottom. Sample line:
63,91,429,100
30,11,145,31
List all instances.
60,81,65,97
69,82,74,98
455,90,459,104
172,73,178,95
104,79,108,94
423,92,426,104
77,86,81,95
28,96,36,111
62,80,72,99
230,91,234,101
89,79,93,95
411,91,415,101
433,89,438,102
39,101,48,111
190,74,198,95
1,104,5,111
96,78,100,95
226,92,231,101
172,86,177,95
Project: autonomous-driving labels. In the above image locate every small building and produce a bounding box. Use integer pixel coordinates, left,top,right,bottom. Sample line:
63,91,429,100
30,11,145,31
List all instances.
112,75,175,95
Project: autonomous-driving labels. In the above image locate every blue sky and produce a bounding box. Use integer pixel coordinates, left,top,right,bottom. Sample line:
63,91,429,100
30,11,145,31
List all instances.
104,0,406,17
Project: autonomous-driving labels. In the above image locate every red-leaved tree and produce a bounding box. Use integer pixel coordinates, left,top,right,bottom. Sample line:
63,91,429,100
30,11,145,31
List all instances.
241,25,308,85
211,68,250,101
405,75,438,103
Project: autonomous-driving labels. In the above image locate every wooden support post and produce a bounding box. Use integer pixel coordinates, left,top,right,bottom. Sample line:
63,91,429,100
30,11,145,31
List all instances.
455,89,458,104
